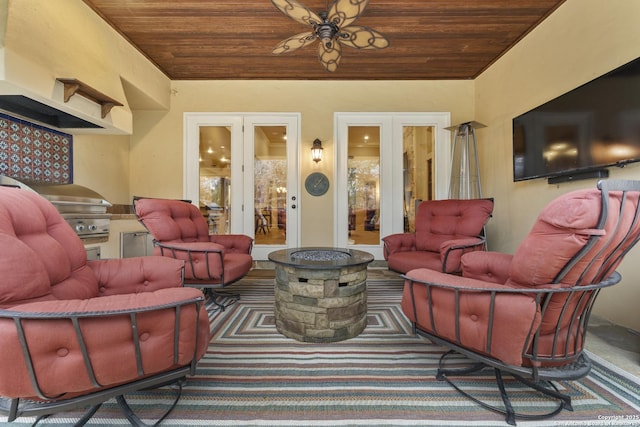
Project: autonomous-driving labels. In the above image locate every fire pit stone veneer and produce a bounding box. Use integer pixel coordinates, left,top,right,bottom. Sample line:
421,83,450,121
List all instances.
268,248,374,343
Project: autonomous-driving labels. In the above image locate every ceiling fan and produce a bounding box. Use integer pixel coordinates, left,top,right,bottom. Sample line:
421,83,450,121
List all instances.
271,0,389,72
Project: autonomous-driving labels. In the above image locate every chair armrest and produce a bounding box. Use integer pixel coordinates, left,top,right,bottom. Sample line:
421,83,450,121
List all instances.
461,251,513,284
440,237,487,274
402,268,540,368
382,233,417,260
0,287,208,400
88,257,185,296
209,234,253,254
155,241,226,281
402,268,620,373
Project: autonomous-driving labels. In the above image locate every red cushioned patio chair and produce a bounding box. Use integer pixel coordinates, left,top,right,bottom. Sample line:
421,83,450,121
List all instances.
133,196,253,311
383,198,494,274
402,179,640,425
0,186,210,425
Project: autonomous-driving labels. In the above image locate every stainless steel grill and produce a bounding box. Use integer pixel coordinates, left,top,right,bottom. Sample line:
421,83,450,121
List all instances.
0,176,112,239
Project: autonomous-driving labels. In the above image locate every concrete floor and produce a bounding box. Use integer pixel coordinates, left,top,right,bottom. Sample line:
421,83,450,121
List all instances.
586,316,640,377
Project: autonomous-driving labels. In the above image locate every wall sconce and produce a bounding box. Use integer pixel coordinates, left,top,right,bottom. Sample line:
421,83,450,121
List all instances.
311,138,323,163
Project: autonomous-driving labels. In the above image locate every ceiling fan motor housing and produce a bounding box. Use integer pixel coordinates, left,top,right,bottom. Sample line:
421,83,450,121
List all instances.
315,21,339,47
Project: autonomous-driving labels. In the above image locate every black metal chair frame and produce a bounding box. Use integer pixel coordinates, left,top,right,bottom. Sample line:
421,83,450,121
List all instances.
0,296,206,426
404,275,618,425
403,179,640,425
154,241,242,310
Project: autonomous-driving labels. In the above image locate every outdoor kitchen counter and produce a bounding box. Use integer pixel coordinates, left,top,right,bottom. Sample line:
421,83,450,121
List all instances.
109,213,138,220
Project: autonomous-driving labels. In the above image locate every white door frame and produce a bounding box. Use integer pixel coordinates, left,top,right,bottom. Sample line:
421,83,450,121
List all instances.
334,112,451,259
183,113,300,259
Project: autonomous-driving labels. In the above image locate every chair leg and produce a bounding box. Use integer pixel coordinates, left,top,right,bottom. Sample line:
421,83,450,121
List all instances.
513,373,573,412
116,379,184,426
206,289,240,311
32,403,103,427
436,351,573,426
436,350,485,380
495,368,517,426
3,373,192,426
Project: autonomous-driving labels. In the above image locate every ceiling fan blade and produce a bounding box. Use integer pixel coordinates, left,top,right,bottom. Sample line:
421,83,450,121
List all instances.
271,0,322,26
318,41,342,72
338,26,389,49
328,0,370,28
273,32,317,54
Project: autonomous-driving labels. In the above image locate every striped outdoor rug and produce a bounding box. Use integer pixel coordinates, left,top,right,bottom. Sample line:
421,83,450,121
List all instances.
10,275,640,426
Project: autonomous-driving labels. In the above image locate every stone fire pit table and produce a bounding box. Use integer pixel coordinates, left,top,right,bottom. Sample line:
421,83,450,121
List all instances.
268,247,374,343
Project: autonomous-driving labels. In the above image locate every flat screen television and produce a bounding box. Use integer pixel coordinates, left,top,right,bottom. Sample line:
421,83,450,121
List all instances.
513,56,640,183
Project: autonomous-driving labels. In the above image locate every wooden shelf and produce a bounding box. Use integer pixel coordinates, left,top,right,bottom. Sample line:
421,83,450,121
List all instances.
56,78,124,118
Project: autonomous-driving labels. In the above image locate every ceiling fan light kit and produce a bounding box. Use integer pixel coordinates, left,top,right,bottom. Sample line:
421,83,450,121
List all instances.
271,0,389,72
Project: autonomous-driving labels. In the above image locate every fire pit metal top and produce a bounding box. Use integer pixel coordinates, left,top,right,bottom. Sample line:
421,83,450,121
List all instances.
268,247,373,270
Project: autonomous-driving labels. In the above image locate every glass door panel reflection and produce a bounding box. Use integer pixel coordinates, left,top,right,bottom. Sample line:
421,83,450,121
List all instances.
199,126,231,234
254,126,287,245
348,126,380,245
402,126,435,232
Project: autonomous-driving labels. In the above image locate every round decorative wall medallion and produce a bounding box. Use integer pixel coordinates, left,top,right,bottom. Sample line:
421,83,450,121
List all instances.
305,172,330,196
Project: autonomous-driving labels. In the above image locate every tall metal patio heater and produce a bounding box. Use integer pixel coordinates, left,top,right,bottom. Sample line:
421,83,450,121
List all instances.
446,121,486,199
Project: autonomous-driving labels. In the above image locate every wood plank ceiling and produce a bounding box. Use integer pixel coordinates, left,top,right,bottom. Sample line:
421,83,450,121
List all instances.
83,0,566,80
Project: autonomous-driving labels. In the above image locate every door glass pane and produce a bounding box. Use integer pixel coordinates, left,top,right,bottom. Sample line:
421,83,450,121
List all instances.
403,126,435,232
348,126,380,245
254,126,287,245
199,126,231,234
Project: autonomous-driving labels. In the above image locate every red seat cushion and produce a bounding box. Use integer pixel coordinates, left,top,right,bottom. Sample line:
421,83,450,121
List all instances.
387,251,443,273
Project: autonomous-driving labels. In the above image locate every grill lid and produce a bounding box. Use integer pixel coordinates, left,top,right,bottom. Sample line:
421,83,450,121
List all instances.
0,176,112,214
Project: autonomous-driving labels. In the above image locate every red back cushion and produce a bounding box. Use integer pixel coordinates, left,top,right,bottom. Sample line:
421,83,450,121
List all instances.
507,189,605,289
0,187,98,305
414,199,494,252
135,198,210,244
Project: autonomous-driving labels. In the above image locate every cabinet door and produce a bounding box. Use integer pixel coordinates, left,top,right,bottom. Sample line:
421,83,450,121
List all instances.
121,232,153,258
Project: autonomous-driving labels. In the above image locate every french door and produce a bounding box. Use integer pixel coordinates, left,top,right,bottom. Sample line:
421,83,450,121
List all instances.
334,113,451,259
184,113,300,260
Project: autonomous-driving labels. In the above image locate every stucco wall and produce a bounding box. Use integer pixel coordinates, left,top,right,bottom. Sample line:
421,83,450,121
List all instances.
73,134,130,205
129,80,474,247
475,0,640,330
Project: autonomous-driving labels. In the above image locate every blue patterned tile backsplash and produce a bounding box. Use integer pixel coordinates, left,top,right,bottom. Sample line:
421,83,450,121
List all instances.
0,113,72,184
